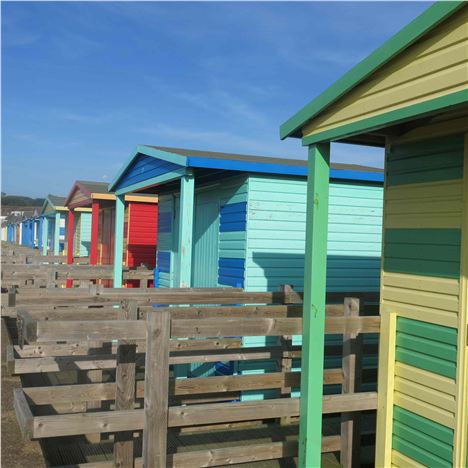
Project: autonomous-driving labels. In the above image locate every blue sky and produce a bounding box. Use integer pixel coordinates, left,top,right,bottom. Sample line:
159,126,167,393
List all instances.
2,1,431,197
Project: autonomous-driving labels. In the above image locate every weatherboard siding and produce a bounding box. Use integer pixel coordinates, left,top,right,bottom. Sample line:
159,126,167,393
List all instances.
302,6,468,139
377,132,466,467
116,154,182,191
78,212,92,256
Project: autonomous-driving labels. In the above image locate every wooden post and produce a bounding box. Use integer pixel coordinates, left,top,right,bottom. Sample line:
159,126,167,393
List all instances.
90,200,100,265
142,309,170,468
340,297,362,468
178,170,195,288
66,210,75,288
114,300,138,467
113,195,125,288
54,212,61,256
42,217,49,256
298,143,330,468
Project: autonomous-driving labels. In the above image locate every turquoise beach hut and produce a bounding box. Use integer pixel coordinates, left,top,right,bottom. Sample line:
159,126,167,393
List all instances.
40,195,68,256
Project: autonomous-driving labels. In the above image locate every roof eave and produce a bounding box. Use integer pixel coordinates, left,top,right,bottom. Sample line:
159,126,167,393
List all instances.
279,1,465,140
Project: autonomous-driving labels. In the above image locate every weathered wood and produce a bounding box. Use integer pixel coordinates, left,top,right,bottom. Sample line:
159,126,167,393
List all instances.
13,388,34,439
341,298,363,468
114,302,137,468
28,393,378,438
142,310,170,468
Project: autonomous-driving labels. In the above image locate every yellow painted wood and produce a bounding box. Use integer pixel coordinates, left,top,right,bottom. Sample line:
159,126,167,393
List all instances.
54,206,69,212
393,391,455,428
394,376,457,414
124,194,158,203
395,362,457,396
375,311,397,467
381,302,458,329
302,7,468,138
75,207,92,213
382,272,460,296
391,450,425,468
394,115,468,144
385,179,463,229
91,193,115,201
453,132,468,467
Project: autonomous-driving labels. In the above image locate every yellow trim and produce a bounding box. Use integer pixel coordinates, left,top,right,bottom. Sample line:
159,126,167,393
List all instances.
395,362,457,396
382,271,460,296
385,179,463,229
393,391,455,428
391,450,425,468
125,194,158,203
375,311,397,467
55,206,69,212
453,132,468,467
91,193,115,201
75,207,92,213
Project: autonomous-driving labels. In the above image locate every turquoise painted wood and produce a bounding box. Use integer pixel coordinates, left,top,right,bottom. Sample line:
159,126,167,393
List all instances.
113,195,125,287
42,217,49,255
53,213,61,255
78,212,92,256
178,172,195,288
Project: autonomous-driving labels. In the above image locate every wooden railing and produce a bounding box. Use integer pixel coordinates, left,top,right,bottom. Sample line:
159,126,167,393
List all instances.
9,289,380,467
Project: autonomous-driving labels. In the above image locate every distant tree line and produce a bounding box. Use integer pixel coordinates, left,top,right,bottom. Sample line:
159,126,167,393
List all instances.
1,195,45,206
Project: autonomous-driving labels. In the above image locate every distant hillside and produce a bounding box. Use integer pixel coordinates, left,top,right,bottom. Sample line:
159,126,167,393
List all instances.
2,195,45,206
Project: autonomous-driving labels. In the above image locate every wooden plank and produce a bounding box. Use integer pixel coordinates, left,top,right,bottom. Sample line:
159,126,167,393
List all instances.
13,388,34,439
30,393,378,438
142,309,170,468
114,302,137,467
340,298,363,468
170,316,380,338
22,369,343,406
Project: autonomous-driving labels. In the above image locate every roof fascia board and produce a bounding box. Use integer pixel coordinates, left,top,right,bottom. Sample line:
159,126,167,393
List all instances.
115,168,188,196
280,1,465,139
301,89,468,146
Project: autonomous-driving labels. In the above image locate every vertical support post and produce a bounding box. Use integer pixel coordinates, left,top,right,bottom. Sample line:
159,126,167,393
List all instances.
340,297,362,468
42,217,49,255
90,200,100,265
178,170,195,288
298,143,330,468
54,212,61,256
114,300,138,467
142,310,170,468
66,210,75,288
113,194,125,288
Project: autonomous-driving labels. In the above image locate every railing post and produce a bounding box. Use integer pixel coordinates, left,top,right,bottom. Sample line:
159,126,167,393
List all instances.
143,309,170,468
114,300,138,467
340,297,362,468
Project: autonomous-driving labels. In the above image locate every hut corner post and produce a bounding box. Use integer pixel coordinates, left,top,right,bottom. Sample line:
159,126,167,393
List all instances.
66,210,75,288
298,143,330,468
42,216,49,256
178,170,195,288
90,200,100,265
54,212,61,256
113,194,126,288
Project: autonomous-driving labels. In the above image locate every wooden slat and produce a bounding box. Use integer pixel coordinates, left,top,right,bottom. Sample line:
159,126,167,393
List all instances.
13,388,34,439
30,393,378,438
142,309,170,468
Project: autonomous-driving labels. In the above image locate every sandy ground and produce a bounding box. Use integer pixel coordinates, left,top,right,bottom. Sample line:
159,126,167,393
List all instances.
2,319,46,468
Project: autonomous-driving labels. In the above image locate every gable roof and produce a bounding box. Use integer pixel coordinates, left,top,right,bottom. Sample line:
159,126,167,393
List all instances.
41,194,68,215
110,145,383,192
280,1,465,140
65,180,112,208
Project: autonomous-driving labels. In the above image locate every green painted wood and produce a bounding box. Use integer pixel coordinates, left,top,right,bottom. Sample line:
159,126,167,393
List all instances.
178,171,195,288
78,212,92,256
393,420,453,462
392,435,452,467
298,143,330,468
113,195,125,288
395,347,456,380
396,333,457,362
394,406,454,446
384,228,461,279
397,317,458,346
42,216,49,255
387,134,464,186
280,2,464,139
53,212,61,256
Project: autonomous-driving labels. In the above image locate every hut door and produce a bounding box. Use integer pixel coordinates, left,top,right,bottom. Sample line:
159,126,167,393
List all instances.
192,190,220,288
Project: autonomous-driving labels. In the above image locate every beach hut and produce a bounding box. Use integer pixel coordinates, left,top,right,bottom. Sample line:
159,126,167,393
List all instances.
109,146,383,293
64,180,158,277
39,195,68,256
280,2,468,466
